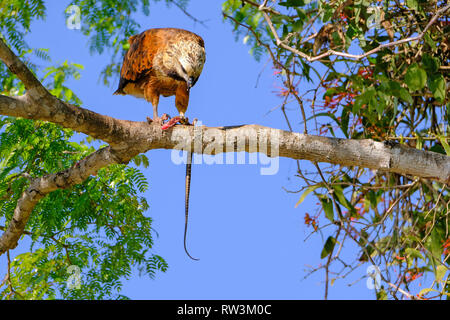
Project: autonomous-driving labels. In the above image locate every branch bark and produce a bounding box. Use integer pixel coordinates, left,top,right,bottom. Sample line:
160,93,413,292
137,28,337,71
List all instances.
0,36,450,255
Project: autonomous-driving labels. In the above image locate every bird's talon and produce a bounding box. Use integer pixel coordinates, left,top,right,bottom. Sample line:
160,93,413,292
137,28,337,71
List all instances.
180,117,189,125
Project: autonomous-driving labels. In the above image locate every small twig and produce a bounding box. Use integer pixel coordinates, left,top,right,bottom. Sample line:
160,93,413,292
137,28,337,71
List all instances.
240,0,281,15
169,0,208,27
6,250,24,299
222,12,285,72
387,282,418,300
386,136,450,141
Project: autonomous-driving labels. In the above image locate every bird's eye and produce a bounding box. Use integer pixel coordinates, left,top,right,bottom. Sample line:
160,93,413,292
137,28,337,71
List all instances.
180,64,187,74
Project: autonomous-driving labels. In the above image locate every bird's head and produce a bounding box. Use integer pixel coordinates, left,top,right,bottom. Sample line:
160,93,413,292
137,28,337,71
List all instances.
178,60,201,90
177,52,205,90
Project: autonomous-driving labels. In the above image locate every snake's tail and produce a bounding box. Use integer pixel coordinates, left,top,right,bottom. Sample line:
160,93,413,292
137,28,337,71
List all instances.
184,145,199,261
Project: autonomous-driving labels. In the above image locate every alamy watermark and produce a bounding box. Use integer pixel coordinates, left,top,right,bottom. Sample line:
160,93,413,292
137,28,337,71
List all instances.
66,5,81,30
66,265,81,290
170,121,280,175
366,6,382,29
366,265,381,290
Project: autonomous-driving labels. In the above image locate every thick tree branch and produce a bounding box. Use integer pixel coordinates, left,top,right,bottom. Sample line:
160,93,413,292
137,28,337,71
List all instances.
1,92,449,182
0,38,48,97
2,91,449,177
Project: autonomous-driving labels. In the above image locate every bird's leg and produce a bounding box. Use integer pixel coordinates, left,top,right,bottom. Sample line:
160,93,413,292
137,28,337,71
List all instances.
144,88,167,125
144,87,173,128
147,98,164,125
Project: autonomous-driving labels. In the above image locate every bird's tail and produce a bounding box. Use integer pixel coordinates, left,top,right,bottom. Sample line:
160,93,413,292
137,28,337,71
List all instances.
113,77,128,95
113,89,125,95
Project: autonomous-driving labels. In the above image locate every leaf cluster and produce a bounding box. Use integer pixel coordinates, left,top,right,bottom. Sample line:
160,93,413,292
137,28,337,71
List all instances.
224,0,449,299
0,0,166,299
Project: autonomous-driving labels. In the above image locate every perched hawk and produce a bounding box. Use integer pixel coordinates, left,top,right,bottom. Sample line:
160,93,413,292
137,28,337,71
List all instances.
114,28,206,128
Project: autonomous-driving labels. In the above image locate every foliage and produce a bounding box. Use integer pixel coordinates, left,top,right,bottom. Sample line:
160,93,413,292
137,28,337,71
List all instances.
0,114,167,299
0,0,172,300
223,0,449,299
0,0,46,54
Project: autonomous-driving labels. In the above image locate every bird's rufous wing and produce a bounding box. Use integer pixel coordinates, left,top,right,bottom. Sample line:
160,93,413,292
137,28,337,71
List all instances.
119,30,163,82
114,30,169,95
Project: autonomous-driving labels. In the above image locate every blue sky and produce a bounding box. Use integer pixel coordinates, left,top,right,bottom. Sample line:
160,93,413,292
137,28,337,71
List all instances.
0,0,379,299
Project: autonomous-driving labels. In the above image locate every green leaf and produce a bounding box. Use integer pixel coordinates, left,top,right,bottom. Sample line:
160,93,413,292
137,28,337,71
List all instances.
405,248,424,261
340,108,350,138
352,96,364,113
321,236,337,259
422,54,440,73
424,33,436,49
353,86,376,114
322,8,333,22
374,92,386,116
320,196,334,221
429,227,444,259
376,289,388,300
435,265,447,283
295,183,323,207
387,79,413,104
419,288,438,297
332,185,354,213
65,89,73,102
405,63,427,91
414,132,424,150
251,12,262,27
376,236,393,251
406,0,419,11
398,87,413,104
428,74,446,103
429,143,446,155
438,136,450,156
279,0,305,7
292,19,303,32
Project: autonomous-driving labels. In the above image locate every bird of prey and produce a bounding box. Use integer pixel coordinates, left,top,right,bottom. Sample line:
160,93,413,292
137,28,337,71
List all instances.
114,28,205,260
114,28,206,129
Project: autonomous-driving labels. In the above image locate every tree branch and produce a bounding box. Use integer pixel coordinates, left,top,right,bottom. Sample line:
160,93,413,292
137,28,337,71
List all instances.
1,91,449,180
0,37,48,97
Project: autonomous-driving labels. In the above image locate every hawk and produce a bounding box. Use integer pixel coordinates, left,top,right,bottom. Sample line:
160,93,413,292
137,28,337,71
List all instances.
114,28,206,129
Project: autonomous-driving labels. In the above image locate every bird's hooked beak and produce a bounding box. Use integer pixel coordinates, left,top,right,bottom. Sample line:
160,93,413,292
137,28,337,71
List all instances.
187,76,195,90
